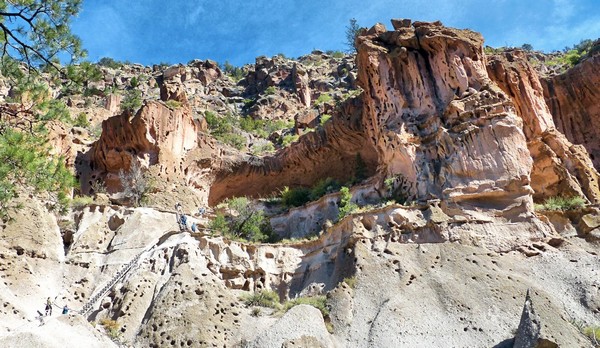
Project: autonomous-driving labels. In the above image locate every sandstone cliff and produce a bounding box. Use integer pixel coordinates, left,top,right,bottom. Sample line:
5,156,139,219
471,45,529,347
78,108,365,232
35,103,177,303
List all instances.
542,53,600,170
487,50,600,203
1,18,599,348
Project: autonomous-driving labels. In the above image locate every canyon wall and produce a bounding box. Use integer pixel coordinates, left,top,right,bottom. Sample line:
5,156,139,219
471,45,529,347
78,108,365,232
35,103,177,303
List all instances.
487,50,600,203
542,54,600,170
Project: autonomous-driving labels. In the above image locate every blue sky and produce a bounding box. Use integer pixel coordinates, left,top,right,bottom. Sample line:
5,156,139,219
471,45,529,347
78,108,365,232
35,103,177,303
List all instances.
72,0,600,66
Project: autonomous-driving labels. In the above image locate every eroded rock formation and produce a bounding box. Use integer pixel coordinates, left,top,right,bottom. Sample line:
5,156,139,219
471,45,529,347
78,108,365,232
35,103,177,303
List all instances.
89,100,200,191
542,53,600,170
354,20,534,219
487,50,600,203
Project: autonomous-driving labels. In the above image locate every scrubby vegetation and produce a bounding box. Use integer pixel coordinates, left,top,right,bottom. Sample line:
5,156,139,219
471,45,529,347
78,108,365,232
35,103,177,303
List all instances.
99,318,121,339
241,289,279,308
343,276,357,289
204,111,294,151
209,197,275,242
120,89,142,113
337,186,358,220
534,196,586,211
547,39,596,69
281,295,329,318
165,99,182,109
221,60,245,81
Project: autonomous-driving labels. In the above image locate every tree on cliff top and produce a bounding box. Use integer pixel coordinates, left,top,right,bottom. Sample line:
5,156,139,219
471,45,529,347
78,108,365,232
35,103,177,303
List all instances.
0,0,85,69
345,18,361,53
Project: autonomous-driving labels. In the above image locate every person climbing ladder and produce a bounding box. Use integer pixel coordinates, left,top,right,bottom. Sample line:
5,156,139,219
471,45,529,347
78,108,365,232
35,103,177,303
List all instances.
44,297,52,316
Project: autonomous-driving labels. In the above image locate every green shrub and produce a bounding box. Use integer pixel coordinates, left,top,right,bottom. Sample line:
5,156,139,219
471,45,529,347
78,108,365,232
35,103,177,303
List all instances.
281,186,311,207
338,186,358,220
71,195,94,208
310,177,341,201
209,213,229,235
241,290,279,308
213,197,275,242
331,51,345,59
129,76,139,88
264,86,277,95
314,93,332,106
243,98,255,108
282,134,299,147
583,325,600,342
251,142,275,155
282,296,329,318
204,111,233,135
535,196,586,211
73,112,90,128
343,276,357,289
320,114,331,126
217,133,246,150
98,57,123,69
165,100,182,109
221,61,245,81
120,89,142,113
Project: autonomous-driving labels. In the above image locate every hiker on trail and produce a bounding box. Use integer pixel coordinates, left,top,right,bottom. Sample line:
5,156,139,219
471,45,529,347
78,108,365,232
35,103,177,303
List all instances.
180,214,187,229
62,305,69,315
191,222,197,232
175,202,182,212
198,207,205,217
45,297,52,316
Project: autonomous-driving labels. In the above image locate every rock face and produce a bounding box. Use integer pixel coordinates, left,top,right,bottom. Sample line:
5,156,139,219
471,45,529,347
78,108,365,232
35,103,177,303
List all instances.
355,20,533,218
487,50,600,203
210,20,538,222
3,18,600,348
89,100,200,191
542,54,600,170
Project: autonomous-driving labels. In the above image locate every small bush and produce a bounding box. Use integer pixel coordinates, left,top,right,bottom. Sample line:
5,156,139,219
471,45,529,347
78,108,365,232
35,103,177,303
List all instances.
73,112,90,128
99,318,120,338
583,325,600,342
314,93,332,106
251,142,275,155
320,114,331,126
212,197,275,242
129,76,139,88
91,180,107,195
282,134,299,147
264,86,277,95
535,196,586,211
310,177,341,201
165,100,182,109
282,296,329,319
209,213,229,235
120,89,142,113
217,133,246,150
98,57,123,69
338,186,358,220
242,290,279,308
281,186,311,207
221,61,245,81
204,111,233,135
343,276,357,289
71,195,94,208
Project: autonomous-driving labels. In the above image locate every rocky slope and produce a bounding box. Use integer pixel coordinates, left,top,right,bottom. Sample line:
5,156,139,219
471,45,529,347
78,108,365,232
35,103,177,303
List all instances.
0,19,599,348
